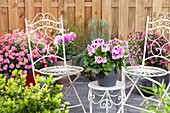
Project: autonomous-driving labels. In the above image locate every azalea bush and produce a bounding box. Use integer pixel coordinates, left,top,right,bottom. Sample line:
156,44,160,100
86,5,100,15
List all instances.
0,29,58,76
0,69,69,113
54,29,77,61
128,31,170,66
84,38,128,75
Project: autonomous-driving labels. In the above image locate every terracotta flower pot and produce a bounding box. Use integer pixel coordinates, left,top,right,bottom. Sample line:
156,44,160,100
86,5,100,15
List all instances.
26,72,38,87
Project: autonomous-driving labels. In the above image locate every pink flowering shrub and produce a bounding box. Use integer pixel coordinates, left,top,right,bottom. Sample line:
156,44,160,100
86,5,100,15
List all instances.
54,29,77,60
0,29,58,77
128,31,170,66
84,38,128,75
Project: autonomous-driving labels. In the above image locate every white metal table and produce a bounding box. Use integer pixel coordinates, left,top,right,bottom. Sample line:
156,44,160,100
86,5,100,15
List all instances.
88,81,125,113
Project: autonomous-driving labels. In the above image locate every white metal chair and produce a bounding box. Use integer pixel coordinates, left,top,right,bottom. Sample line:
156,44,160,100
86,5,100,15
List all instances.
25,13,86,113
118,12,170,113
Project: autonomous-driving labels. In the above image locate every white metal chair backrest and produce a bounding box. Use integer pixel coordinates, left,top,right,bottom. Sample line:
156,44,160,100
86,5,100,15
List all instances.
25,13,66,81
142,12,170,66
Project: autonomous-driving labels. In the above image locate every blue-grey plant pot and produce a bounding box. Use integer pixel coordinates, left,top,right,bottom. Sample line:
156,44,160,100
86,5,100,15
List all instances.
96,67,119,87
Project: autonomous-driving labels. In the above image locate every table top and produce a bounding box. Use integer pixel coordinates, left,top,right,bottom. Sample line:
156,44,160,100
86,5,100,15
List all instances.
88,81,125,91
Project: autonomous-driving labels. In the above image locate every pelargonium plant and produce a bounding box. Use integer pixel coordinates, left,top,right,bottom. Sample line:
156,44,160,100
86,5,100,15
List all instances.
128,30,170,66
84,38,128,75
54,29,77,61
0,29,58,77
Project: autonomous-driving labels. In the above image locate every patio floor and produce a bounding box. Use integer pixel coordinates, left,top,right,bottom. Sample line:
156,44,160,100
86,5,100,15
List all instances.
61,75,145,113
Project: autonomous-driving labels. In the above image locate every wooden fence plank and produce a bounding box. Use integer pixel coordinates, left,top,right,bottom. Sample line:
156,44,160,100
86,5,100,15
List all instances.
128,7,135,35
118,0,128,41
58,0,64,16
51,0,58,20
67,0,75,24
64,0,68,24
8,0,18,33
92,0,101,20
42,0,51,13
25,0,34,21
0,0,2,36
102,0,112,39
18,7,25,31
153,0,162,17
76,0,85,26
135,0,145,31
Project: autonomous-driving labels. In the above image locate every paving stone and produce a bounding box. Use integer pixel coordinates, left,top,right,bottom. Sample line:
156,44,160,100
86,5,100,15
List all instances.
60,75,149,113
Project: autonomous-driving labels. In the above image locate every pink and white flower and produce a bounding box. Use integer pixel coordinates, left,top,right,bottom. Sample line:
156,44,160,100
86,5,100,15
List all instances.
101,44,110,52
92,38,104,46
110,45,125,60
94,56,107,64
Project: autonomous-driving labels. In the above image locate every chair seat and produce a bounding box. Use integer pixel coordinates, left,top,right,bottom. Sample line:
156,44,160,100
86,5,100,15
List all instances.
125,65,167,77
35,65,84,77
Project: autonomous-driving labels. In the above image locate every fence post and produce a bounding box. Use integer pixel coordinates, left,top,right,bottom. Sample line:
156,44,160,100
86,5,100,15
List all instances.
0,0,2,36
76,0,84,27
58,0,64,17
25,0,34,22
42,0,51,14
135,0,145,31
102,0,112,39
8,0,18,33
92,0,101,20
118,0,128,41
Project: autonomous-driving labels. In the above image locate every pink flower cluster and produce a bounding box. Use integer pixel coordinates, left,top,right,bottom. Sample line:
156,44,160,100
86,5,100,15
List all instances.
94,56,107,63
128,30,170,66
0,29,58,77
87,38,127,64
110,45,125,60
54,29,76,44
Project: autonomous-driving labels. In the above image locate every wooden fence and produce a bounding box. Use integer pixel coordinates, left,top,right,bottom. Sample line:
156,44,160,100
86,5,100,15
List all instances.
0,0,170,41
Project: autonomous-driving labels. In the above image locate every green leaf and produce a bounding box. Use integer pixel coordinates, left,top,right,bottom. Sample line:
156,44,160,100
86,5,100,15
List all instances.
92,68,100,74
85,66,92,72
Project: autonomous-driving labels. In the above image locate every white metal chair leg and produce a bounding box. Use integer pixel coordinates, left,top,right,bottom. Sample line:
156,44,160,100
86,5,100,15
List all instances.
118,74,140,112
63,74,80,97
65,74,87,113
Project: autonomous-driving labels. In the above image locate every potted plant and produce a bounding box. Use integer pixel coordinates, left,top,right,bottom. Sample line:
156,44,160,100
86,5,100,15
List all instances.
53,29,77,86
73,17,111,80
128,30,170,95
0,29,58,86
0,69,69,112
84,38,128,87
54,29,77,62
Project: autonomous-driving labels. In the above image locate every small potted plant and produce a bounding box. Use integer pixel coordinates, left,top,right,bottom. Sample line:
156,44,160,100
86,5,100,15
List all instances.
128,30,170,95
53,29,77,86
0,29,58,86
54,29,77,62
84,38,128,87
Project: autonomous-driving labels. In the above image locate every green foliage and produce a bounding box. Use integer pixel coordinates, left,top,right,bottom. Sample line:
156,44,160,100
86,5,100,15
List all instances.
87,17,110,42
84,39,128,75
140,82,170,113
0,69,69,113
64,21,85,54
73,17,111,67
